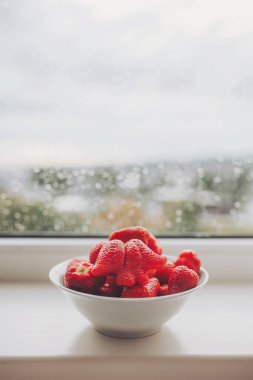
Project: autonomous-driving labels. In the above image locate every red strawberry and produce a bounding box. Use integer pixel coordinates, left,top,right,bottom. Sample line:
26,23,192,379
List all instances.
91,240,125,277
174,250,201,274
116,239,166,287
158,284,177,296
67,257,87,269
168,265,199,294
64,259,104,294
104,275,116,286
116,239,144,286
90,238,166,287
156,260,174,284
109,226,162,255
97,275,122,297
147,269,157,277
121,278,160,298
147,235,163,255
133,239,166,272
89,241,106,264
158,284,169,296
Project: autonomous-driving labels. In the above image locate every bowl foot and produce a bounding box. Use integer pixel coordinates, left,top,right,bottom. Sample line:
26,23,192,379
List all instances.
95,328,161,339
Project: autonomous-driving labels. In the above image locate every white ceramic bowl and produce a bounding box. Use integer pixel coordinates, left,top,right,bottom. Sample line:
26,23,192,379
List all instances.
49,258,208,338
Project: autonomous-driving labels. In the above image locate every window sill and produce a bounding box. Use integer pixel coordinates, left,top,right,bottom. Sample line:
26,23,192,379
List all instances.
0,237,253,281
1,281,253,380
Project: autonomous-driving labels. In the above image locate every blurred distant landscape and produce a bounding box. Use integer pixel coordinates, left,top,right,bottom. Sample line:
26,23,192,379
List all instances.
1,2,253,237
0,157,252,236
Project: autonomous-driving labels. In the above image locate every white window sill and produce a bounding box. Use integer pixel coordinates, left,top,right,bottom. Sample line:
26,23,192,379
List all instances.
1,238,253,379
0,237,253,281
1,281,253,380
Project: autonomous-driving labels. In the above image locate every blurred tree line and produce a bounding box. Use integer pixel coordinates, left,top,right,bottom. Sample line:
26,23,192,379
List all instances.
0,159,252,235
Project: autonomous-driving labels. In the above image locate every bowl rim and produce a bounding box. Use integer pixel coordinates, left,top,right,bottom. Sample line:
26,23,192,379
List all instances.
49,256,209,302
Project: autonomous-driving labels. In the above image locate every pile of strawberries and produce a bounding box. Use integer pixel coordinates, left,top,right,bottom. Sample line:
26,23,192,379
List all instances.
64,226,201,298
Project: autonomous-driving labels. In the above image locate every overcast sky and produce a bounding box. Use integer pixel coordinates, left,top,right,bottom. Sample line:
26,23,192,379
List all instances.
1,0,253,166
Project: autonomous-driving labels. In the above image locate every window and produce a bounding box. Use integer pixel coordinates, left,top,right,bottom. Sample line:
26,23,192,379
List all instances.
1,0,253,236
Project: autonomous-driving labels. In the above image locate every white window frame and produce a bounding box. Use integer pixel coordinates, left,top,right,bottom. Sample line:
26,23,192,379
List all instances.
0,237,252,282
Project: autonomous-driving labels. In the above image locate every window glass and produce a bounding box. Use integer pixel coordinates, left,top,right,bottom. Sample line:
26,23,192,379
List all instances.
0,0,253,236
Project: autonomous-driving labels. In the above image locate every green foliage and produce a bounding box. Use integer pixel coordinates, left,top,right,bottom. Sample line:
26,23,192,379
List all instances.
0,193,57,233
0,159,252,235
31,167,69,195
162,201,202,234
193,166,252,209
